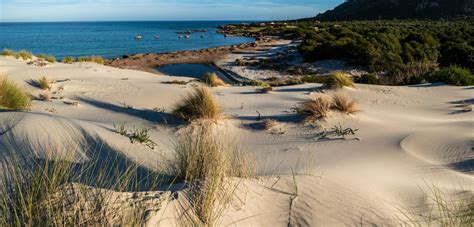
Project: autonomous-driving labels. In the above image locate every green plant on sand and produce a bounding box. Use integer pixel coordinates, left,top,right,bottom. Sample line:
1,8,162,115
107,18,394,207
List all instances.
0,77,31,110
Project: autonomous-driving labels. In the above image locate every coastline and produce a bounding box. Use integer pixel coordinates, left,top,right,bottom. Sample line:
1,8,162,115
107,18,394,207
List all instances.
106,36,287,75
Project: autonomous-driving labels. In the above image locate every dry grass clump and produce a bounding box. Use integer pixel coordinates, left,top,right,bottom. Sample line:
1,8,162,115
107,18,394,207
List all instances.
203,73,226,87
172,87,221,122
0,77,31,110
170,123,254,225
1,49,14,56
15,50,33,60
78,56,105,65
38,76,52,90
1,49,33,60
61,56,76,64
36,54,56,63
295,93,333,121
332,93,359,114
262,119,278,130
324,72,355,89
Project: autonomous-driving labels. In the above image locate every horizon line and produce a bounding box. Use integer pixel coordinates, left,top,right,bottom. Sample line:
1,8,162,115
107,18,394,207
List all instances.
0,19,295,23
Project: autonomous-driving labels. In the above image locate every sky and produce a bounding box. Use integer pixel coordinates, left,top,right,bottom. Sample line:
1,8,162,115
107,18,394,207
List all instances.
0,0,344,22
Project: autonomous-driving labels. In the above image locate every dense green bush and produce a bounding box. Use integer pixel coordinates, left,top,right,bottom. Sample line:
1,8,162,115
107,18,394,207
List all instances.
356,73,379,84
295,19,473,85
429,65,474,86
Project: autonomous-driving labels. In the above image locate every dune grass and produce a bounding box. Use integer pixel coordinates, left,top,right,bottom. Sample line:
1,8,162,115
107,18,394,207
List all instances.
332,93,359,114
36,54,56,63
78,56,105,65
203,73,226,87
295,93,333,121
15,50,33,60
0,77,31,110
1,49,33,60
0,148,166,226
401,185,474,226
172,87,221,122
38,76,52,90
170,122,253,225
1,48,14,56
324,72,355,89
61,56,76,64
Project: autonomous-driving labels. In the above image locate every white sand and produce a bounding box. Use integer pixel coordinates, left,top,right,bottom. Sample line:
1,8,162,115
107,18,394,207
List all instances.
1,56,473,226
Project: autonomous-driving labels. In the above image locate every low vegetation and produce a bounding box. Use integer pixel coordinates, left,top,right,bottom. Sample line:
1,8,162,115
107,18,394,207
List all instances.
1,49,14,56
1,49,33,60
130,128,157,149
169,122,253,225
16,50,33,60
0,77,31,110
332,93,359,114
257,86,273,93
332,125,358,138
295,93,333,121
401,185,474,226
203,73,226,87
228,19,474,85
38,76,52,90
261,119,278,130
61,56,76,64
248,79,270,88
0,150,165,226
78,56,105,65
429,65,474,86
36,54,56,63
324,72,355,90
172,87,221,122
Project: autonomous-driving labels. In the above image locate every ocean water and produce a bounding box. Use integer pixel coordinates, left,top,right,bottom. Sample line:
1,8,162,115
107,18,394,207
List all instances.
0,21,254,59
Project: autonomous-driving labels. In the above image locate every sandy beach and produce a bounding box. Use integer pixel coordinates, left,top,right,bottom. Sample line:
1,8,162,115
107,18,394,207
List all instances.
1,44,472,225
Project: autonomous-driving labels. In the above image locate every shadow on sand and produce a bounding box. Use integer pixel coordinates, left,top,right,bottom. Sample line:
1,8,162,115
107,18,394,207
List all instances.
76,97,182,126
0,112,175,192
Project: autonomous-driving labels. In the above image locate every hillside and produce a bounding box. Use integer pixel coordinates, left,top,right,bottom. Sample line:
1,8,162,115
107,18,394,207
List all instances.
313,0,474,21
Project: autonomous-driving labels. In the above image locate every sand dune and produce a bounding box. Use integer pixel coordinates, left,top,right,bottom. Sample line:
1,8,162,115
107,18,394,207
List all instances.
1,56,473,225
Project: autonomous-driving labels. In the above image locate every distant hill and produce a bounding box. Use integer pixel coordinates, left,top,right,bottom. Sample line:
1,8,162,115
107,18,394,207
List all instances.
311,0,474,21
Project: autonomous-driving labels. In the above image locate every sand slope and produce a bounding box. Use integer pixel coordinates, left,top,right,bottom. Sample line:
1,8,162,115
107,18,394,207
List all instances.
1,56,473,225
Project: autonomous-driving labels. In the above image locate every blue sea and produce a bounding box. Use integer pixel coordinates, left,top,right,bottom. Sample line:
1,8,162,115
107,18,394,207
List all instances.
0,21,255,59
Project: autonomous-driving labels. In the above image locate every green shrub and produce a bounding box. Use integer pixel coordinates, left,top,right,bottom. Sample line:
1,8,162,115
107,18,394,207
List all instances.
301,75,328,83
61,56,76,64
357,73,379,84
0,77,31,110
429,65,474,86
130,128,156,149
248,80,270,88
235,58,247,66
324,72,355,89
